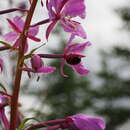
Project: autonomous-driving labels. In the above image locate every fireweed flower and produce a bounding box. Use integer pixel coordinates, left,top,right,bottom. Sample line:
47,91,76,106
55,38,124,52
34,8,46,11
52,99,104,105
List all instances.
61,41,91,77
62,114,105,130
22,54,56,74
46,0,87,40
0,58,3,72
3,16,40,53
0,95,9,130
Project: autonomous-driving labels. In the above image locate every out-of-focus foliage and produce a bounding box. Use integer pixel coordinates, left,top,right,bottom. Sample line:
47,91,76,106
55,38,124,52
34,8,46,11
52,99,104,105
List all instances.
92,47,130,130
117,6,130,30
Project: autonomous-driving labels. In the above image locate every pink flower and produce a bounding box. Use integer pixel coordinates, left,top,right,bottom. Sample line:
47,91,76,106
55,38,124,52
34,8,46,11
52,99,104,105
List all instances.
22,54,56,74
0,58,3,72
64,114,105,130
3,16,40,53
46,0,86,41
0,95,9,130
61,41,91,77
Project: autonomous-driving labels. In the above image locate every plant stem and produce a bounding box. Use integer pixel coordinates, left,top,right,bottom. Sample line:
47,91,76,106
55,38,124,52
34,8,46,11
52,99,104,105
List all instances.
10,0,38,129
0,8,28,15
38,54,64,58
26,119,65,130
31,18,50,27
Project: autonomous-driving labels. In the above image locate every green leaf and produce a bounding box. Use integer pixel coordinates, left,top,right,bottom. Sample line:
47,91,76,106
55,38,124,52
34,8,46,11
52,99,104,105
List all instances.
0,83,7,93
18,117,39,130
0,41,12,48
23,44,46,60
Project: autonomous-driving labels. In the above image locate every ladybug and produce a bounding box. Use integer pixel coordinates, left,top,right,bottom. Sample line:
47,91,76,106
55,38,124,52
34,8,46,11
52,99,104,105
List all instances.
65,54,81,65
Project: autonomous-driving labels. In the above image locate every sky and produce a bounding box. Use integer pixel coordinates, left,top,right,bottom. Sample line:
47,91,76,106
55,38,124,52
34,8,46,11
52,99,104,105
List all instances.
82,0,130,71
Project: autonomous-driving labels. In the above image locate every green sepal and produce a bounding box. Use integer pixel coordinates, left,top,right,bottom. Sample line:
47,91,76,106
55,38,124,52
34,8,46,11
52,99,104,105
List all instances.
22,44,45,60
18,117,39,130
0,83,7,93
0,40,12,48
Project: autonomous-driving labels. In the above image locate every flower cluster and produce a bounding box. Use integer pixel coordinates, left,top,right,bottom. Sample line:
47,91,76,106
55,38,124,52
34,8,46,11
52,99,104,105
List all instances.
1,0,90,77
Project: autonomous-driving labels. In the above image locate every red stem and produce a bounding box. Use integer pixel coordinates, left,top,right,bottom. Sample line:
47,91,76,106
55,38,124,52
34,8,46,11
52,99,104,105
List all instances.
38,54,64,58
31,18,50,27
26,119,65,130
10,0,38,130
0,8,28,15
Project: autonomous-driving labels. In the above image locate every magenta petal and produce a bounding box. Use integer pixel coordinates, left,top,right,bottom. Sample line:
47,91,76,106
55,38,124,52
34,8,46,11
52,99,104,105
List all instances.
47,0,64,14
63,0,86,19
3,32,18,42
47,0,57,20
37,66,56,74
27,34,41,42
72,63,89,75
66,42,91,53
92,117,106,129
0,109,9,130
7,18,21,33
69,114,105,130
28,26,39,36
31,54,42,70
61,19,87,39
13,16,25,31
46,21,57,40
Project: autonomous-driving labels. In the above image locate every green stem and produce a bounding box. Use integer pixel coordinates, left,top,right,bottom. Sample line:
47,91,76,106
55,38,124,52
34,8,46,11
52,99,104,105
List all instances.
10,0,38,130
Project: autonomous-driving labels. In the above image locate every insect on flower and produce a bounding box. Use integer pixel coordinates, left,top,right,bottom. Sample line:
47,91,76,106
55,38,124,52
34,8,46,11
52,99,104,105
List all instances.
61,41,91,77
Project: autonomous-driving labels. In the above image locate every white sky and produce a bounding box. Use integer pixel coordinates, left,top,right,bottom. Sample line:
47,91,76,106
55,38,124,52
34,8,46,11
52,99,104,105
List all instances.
82,0,130,71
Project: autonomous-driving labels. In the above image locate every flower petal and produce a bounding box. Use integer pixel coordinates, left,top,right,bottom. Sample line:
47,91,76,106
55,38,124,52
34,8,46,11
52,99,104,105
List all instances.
66,42,91,54
28,26,39,36
37,66,56,74
70,114,105,130
47,0,65,14
13,16,25,31
72,63,89,75
61,19,87,39
27,34,41,42
63,0,86,18
46,21,57,40
0,109,9,130
31,54,43,70
3,32,18,43
7,18,21,33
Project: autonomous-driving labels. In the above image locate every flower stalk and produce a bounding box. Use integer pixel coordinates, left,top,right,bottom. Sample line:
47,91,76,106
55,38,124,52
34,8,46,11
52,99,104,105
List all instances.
0,8,28,15
10,0,38,129
26,119,65,130
31,18,50,27
38,54,64,58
